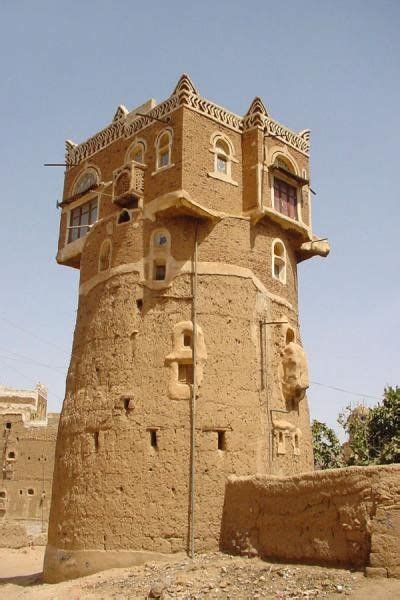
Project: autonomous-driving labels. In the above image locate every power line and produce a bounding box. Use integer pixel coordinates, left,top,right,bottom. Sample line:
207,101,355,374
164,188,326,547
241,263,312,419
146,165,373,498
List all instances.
310,381,381,401
0,315,71,356
0,352,65,372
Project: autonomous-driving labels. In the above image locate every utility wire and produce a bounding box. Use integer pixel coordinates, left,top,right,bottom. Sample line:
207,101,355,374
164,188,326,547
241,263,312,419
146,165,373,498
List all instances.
310,381,381,401
1,315,384,403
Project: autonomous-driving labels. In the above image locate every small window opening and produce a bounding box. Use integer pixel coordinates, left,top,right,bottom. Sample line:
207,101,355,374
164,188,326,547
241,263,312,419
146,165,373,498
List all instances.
136,298,143,311
118,209,131,224
149,429,158,449
286,328,295,344
183,333,192,347
153,262,166,281
122,397,133,412
19,490,23,495
27,488,34,496
279,432,283,443
94,431,99,452
5,422,11,430
294,434,299,449
153,232,169,247
7,451,15,460
0,491,6,498
178,363,194,384
217,431,226,451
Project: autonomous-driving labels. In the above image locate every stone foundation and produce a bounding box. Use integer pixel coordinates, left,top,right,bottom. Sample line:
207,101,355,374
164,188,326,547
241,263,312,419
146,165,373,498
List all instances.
220,464,400,578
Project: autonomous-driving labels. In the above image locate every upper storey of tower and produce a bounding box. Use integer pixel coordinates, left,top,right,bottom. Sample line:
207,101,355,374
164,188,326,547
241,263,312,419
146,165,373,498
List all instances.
56,74,329,268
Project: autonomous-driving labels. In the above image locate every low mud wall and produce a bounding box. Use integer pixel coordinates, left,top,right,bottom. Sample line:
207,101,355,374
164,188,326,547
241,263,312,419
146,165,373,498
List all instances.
0,521,47,548
221,465,400,578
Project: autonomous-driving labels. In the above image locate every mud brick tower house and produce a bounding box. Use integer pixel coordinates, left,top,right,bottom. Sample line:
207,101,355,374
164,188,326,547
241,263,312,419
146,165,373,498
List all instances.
44,75,329,581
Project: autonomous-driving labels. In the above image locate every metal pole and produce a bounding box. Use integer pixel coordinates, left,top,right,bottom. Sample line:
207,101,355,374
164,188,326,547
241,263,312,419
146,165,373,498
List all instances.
189,220,199,559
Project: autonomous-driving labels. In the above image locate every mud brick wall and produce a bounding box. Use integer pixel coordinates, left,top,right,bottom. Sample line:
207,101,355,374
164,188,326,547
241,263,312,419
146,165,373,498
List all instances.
221,465,400,578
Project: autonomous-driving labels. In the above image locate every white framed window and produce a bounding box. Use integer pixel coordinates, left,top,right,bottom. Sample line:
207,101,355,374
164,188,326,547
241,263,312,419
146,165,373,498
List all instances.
72,167,99,197
270,154,302,222
68,197,98,243
149,228,171,283
272,239,286,284
155,129,173,171
126,140,146,164
208,133,238,185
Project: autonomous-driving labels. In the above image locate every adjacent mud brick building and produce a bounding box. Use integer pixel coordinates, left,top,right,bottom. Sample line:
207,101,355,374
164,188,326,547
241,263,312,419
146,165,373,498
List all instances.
0,384,59,546
44,75,330,582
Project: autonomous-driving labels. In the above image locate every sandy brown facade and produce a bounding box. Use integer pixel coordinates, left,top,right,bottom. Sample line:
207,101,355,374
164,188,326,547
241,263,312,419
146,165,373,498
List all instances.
0,385,59,547
44,75,330,582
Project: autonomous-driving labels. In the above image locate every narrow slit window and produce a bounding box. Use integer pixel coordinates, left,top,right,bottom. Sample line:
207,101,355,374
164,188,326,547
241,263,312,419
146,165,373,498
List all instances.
94,431,99,452
217,431,226,451
150,429,158,449
183,333,192,347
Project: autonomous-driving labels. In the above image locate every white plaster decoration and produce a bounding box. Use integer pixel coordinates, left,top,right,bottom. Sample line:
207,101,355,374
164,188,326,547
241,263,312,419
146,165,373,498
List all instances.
98,239,112,273
125,139,147,165
142,228,174,290
79,258,294,310
113,105,129,122
165,321,207,400
112,161,145,205
65,74,310,167
272,239,287,285
71,166,101,196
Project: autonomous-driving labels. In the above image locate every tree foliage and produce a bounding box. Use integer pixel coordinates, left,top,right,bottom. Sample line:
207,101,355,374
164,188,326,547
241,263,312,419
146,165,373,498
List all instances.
338,386,400,466
311,420,343,470
367,386,400,464
312,386,400,469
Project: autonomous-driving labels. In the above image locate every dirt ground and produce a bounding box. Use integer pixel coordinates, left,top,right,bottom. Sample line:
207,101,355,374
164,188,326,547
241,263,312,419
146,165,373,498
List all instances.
0,547,399,599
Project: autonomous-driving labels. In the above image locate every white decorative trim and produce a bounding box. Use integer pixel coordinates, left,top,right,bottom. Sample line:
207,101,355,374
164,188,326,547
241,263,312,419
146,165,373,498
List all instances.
155,128,173,172
124,138,147,165
78,258,294,310
207,171,238,186
272,238,287,285
65,75,310,167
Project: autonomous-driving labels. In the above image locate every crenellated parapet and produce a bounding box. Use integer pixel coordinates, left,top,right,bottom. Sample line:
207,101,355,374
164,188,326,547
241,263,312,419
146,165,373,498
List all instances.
65,74,310,167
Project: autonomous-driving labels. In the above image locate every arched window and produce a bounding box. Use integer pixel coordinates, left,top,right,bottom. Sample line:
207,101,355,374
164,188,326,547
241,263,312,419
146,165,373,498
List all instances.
156,130,172,170
128,141,145,164
215,139,230,175
209,134,236,183
272,239,286,284
98,239,112,272
72,168,99,196
286,327,295,345
272,155,298,220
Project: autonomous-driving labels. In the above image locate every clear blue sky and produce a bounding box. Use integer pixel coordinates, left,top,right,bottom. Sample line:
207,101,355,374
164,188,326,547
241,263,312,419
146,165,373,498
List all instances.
1,1,399,437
